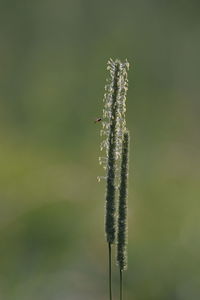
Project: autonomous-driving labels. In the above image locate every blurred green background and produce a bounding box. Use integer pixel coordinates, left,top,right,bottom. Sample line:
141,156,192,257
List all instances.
0,0,200,299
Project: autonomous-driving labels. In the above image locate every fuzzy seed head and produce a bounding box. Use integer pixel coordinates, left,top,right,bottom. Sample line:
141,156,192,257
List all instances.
99,59,129,244
100,58,129,178
116,131,129,271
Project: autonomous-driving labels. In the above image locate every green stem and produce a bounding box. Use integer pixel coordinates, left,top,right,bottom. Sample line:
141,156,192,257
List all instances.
108,243,112,300
120,269,123,300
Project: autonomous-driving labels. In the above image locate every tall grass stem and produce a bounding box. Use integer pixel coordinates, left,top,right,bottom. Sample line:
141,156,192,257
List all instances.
120,270,123,300
108,243,112,300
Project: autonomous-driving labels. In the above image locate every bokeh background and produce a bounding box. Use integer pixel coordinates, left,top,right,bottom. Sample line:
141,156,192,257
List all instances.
0,1,200,299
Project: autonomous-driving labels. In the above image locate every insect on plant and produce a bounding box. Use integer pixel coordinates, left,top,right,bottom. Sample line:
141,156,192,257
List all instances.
94,118,102,123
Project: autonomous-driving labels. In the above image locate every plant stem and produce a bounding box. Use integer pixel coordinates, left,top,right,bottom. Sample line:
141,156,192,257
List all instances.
108,242,112,300
120,269,123,300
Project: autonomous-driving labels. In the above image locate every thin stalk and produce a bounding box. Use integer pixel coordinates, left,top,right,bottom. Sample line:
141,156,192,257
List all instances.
108,243,112,300
120,270,123,300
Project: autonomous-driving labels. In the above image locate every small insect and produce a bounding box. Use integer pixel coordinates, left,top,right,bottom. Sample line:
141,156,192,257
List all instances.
94,118,102,123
